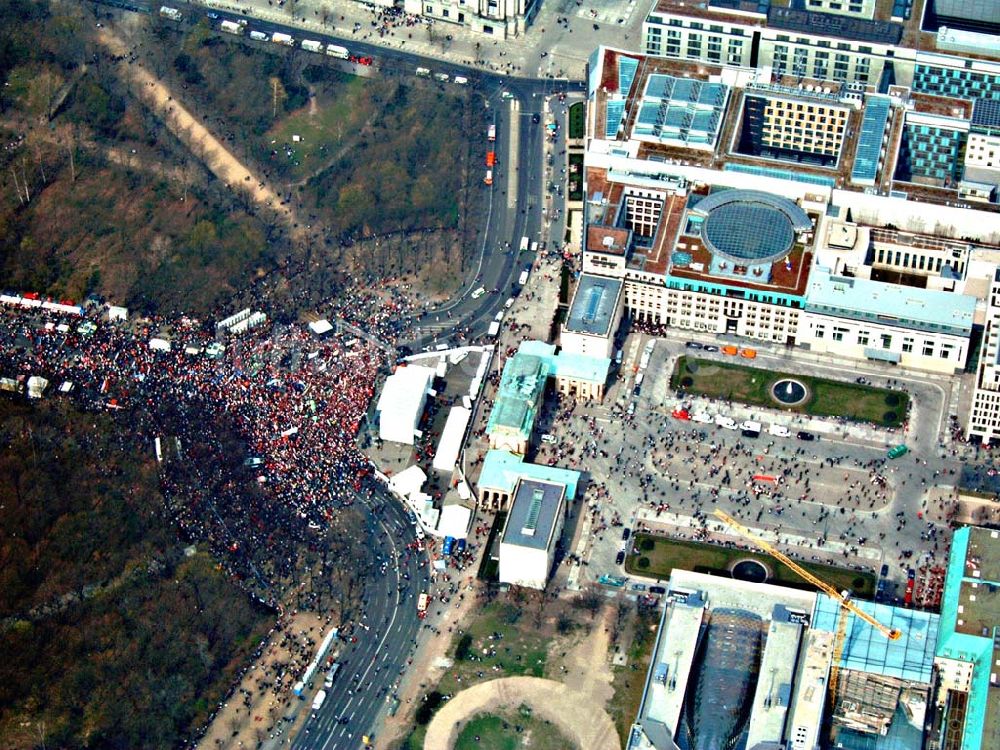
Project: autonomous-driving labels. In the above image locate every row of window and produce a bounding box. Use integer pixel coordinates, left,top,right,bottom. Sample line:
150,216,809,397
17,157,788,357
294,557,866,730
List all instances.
812,324,960,358
874,248,958,273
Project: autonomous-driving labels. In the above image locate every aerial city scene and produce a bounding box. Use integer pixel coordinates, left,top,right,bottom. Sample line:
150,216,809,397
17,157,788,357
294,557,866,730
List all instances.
2,0,1000,748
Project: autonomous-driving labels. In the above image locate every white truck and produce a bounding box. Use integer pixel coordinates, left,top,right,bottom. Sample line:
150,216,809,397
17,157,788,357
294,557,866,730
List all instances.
272,32,295,47
249,30,269,41
326,44,349,59
487,321,501,337
220,20,244,35
518,267,529,285
415,67,431,77
159,6,183,21
301,39,323,53
311,689,327,712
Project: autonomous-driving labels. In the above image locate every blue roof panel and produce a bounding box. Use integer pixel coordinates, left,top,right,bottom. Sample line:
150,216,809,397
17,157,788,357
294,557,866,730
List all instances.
852,96,892,185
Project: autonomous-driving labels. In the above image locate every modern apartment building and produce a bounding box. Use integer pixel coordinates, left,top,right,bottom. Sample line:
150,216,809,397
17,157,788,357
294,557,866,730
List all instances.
966,269,1000,443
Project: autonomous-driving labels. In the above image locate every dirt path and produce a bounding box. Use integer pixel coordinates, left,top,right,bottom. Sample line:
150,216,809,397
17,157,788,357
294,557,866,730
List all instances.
422,607,621,750
196,610,330,750
95,27,305,241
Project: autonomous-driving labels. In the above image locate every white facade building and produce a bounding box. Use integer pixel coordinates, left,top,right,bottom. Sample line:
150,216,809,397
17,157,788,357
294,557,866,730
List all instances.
498,479,565,590
402,0,537,37
966,268,1000,443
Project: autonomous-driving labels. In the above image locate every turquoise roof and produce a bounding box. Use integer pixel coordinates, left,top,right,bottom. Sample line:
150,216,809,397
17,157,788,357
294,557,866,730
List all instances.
935,527,996,750
485,341,610,440
806,267,977,337
479,450,580,501
811,595,939,684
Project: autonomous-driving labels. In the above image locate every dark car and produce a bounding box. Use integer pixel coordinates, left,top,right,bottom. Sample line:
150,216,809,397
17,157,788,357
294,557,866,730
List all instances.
632,385,641,397
797,431,816,441
531,113,541,124
703,345,719,352
649,585,666,595
685,341,703,349
622,528,631,541
880,564,889,577
615,550,626,565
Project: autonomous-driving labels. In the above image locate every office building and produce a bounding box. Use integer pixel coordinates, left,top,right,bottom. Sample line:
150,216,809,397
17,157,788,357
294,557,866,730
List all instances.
562,274,624,359
966,270,1000,443
497,478,566,590
932,525,1000,750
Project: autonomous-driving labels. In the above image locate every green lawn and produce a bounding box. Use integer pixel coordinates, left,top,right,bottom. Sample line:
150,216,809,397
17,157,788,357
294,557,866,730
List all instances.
568,152,584,201
265,75,367,182
607,610,660,747
434,601,551,697
626,534,875,598
568,102,585,139
455,710,574,750
671,356,909,427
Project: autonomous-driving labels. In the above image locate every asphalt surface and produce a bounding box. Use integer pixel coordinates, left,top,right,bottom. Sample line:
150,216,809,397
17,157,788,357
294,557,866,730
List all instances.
292,486,428,750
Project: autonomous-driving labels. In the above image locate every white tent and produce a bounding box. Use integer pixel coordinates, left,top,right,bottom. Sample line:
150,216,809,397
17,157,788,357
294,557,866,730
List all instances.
437,504,472,540
432,406,471,472
108,306,128,322
376,365,435,444
27,376,48,399
389,464,427,500
308,319,334,336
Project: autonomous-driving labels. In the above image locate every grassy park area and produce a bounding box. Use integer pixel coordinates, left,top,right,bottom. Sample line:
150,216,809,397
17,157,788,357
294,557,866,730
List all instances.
454,710,574,750
568,102,585,139
626,533,876,598
671,356,909,427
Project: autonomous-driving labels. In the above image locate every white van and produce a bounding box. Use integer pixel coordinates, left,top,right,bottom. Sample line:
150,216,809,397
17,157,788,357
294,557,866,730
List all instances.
715,415,737,429
768,424,791,438
471,287,486,299
454,76,468,85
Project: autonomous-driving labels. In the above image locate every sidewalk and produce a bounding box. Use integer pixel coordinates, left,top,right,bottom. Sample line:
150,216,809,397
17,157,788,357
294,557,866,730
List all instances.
189,0,642,80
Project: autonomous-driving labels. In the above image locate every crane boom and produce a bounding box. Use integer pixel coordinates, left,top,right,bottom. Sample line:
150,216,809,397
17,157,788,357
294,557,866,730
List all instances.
713,510,901,641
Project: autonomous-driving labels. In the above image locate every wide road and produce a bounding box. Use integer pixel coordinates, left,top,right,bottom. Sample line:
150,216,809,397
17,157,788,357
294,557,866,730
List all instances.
294,485,428,750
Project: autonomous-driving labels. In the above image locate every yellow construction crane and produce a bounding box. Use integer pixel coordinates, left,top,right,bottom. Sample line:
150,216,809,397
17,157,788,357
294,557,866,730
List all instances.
712,509,902,731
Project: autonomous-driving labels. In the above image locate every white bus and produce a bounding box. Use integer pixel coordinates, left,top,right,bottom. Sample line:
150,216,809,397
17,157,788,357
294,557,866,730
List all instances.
301,40,323,53
325,44,349,59
519,236,529,253
249,30,269,41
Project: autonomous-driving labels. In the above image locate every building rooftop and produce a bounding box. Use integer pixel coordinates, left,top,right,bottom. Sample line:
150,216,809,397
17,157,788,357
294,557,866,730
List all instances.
565,274,623,337
485,352,546,437
587,225,631,255
937,526,1000,750
811,595,940,684
745,616,804,748
805,266,977,336
852,96,893,185
478,450,581,500
500,479,565,551
632,75,730,150
767,6,904,44
971,97,1000,134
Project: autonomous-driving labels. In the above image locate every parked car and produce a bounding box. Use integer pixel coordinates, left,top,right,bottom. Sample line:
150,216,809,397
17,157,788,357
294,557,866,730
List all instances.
767,424,791,438
649,586,666,595
615,550,626,565
715,415,737,429
685,341,703,349
797,430,816,441
703,345,719,352
672,409,691,420
691,412,713,424
622,528,631,541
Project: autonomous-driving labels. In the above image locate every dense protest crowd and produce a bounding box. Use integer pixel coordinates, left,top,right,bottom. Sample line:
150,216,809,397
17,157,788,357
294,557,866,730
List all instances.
0,281,415,608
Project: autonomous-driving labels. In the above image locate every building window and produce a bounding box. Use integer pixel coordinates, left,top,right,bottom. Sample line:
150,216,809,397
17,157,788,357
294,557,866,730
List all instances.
902,337,913,353
815,325,825,339
858,331,869,346
881,334,892,349
923,342,934,356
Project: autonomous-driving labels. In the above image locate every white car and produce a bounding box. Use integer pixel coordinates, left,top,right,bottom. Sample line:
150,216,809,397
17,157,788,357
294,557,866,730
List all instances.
768,424,791,438
714,415,737,429
540,433,557,444
691,412,713,424
741,420,762,433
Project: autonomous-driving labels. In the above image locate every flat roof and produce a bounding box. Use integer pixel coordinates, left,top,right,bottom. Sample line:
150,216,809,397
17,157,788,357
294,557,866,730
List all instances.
811,595,939,684
587,225,631,255
478,450,581,500
501,479,565,551
767,6,904,44
565,274,623,336
805,266,977,336
745,617,804,748
641,597,706,738
971,97,1000,133
936,526,1000,750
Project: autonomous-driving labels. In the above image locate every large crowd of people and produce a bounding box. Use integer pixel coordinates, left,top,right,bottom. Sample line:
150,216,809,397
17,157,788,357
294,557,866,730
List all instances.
0,281,415,609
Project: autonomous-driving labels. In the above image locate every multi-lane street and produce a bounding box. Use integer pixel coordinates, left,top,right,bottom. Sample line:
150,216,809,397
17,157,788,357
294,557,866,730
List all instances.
293,486,426,750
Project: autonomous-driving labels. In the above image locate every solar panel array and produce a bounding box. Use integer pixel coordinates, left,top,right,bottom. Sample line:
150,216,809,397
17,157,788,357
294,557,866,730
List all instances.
633,74,729,147
618,56,639,98
851,96,891,185
971,97,1000,134
606,100,626,138
724,163,836,187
